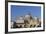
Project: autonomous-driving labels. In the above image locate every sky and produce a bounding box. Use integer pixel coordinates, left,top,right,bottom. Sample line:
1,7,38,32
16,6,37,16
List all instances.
11,5,41,21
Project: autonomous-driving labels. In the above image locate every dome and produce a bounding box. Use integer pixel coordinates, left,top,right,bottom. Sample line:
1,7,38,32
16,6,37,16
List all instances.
34,17,37,20
25,14,30,18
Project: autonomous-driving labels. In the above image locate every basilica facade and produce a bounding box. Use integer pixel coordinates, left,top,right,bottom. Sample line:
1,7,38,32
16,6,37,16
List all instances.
11,14,41,28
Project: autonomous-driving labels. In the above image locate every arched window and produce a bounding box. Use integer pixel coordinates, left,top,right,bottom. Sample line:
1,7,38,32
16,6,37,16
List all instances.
16,25,19,28
34,25,36,27
20,25,22,28
30,25,32,27
37,22,41,27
